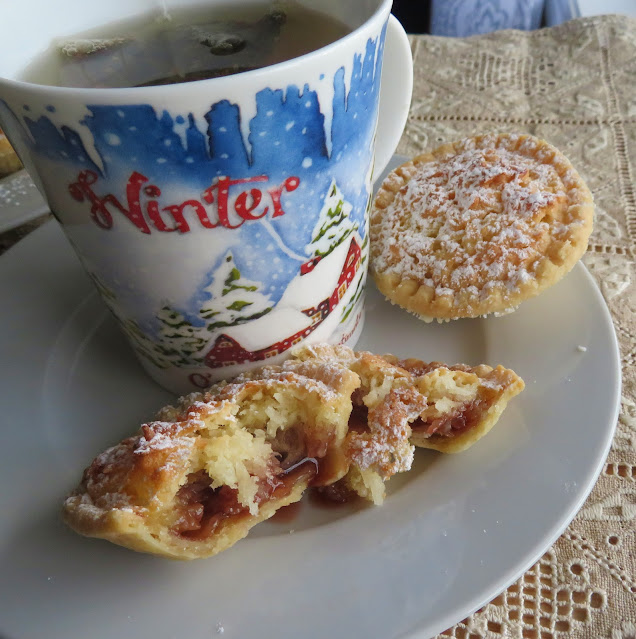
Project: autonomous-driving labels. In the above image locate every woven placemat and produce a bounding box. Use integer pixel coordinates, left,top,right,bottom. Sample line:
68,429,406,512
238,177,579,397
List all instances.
399,15,636,639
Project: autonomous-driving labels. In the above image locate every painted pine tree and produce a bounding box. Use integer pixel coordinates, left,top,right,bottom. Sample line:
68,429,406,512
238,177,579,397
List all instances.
305,179,357,259
154,306,209,365
340,233,368,323
200,251,273,331
88,270,206,368
120,316,174,369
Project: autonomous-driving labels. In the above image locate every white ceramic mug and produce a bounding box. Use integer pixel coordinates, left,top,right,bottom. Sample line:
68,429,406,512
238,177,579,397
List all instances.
0,0,412,394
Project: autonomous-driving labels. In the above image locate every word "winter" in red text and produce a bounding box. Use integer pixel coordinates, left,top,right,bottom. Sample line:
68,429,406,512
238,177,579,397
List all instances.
68,170,301,234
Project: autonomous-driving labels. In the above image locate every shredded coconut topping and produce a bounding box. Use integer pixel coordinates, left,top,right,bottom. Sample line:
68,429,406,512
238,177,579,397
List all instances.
370,134,593,318
349,387,425,477
135,430,182,454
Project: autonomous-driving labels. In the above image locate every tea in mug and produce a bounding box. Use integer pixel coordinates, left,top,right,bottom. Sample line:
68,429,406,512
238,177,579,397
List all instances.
20,1,351,88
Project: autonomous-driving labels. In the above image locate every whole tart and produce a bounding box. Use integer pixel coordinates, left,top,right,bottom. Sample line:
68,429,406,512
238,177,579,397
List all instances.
370,133,594,320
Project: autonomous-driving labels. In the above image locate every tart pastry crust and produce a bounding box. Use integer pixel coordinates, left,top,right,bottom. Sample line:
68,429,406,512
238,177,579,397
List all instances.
370,133,594,320
294,344,426,504
383,357,525,453
293,345,524,494
63,346,524,559
62,358,359,560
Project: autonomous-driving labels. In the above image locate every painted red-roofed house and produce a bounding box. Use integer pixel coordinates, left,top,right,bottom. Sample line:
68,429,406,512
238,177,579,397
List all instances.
300,255,322,275
204,235,362,368
204,334,251,366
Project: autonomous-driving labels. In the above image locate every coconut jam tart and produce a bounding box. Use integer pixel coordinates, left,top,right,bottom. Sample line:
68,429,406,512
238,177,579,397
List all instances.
63,345,524,559
370,133,594,321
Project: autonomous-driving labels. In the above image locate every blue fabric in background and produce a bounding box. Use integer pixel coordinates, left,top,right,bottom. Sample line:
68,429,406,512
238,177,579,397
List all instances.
430,0,545,36
391,0,581,34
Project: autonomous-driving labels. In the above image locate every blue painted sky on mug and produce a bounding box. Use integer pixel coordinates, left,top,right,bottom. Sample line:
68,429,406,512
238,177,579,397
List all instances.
14,32,384,319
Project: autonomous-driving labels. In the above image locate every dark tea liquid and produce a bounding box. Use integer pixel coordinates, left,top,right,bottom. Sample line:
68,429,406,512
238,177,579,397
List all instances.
20,1,350,88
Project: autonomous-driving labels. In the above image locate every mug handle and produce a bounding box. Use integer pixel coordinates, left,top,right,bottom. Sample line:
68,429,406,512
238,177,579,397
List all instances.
374,15,413,176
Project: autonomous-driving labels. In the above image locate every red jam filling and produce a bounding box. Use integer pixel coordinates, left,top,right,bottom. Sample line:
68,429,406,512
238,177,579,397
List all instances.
411,398,488,437
172,459,318,540
172,405,380,538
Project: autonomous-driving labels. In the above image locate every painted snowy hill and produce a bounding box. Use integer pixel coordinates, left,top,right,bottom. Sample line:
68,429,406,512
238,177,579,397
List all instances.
204,230,365,371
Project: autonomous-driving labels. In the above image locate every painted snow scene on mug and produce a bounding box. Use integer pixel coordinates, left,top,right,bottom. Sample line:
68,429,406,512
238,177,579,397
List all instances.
3,27,386,391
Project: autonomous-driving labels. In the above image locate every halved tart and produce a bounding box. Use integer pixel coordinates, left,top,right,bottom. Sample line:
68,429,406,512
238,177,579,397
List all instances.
62,358,359,559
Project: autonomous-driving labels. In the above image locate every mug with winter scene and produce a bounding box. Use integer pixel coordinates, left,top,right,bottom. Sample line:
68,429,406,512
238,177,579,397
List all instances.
0,0,413,394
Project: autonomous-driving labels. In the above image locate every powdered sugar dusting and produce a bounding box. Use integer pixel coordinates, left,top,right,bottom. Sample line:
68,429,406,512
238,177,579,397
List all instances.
135,430,181,454
76,491,133,512
349,387,426,477
372,138,576,305
231,359,356,404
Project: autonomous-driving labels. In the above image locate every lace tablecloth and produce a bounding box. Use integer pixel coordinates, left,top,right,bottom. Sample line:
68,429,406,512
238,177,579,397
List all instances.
0,14,634,639
398,15,636,639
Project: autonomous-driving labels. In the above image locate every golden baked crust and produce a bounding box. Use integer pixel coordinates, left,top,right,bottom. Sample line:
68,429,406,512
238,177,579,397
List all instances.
294,344,426,504
383,356,525,453
62,358,359,560
293,345,524,495
370,133,594,320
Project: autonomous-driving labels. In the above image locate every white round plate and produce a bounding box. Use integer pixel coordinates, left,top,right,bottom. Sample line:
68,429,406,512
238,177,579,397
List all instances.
0,160,620,639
